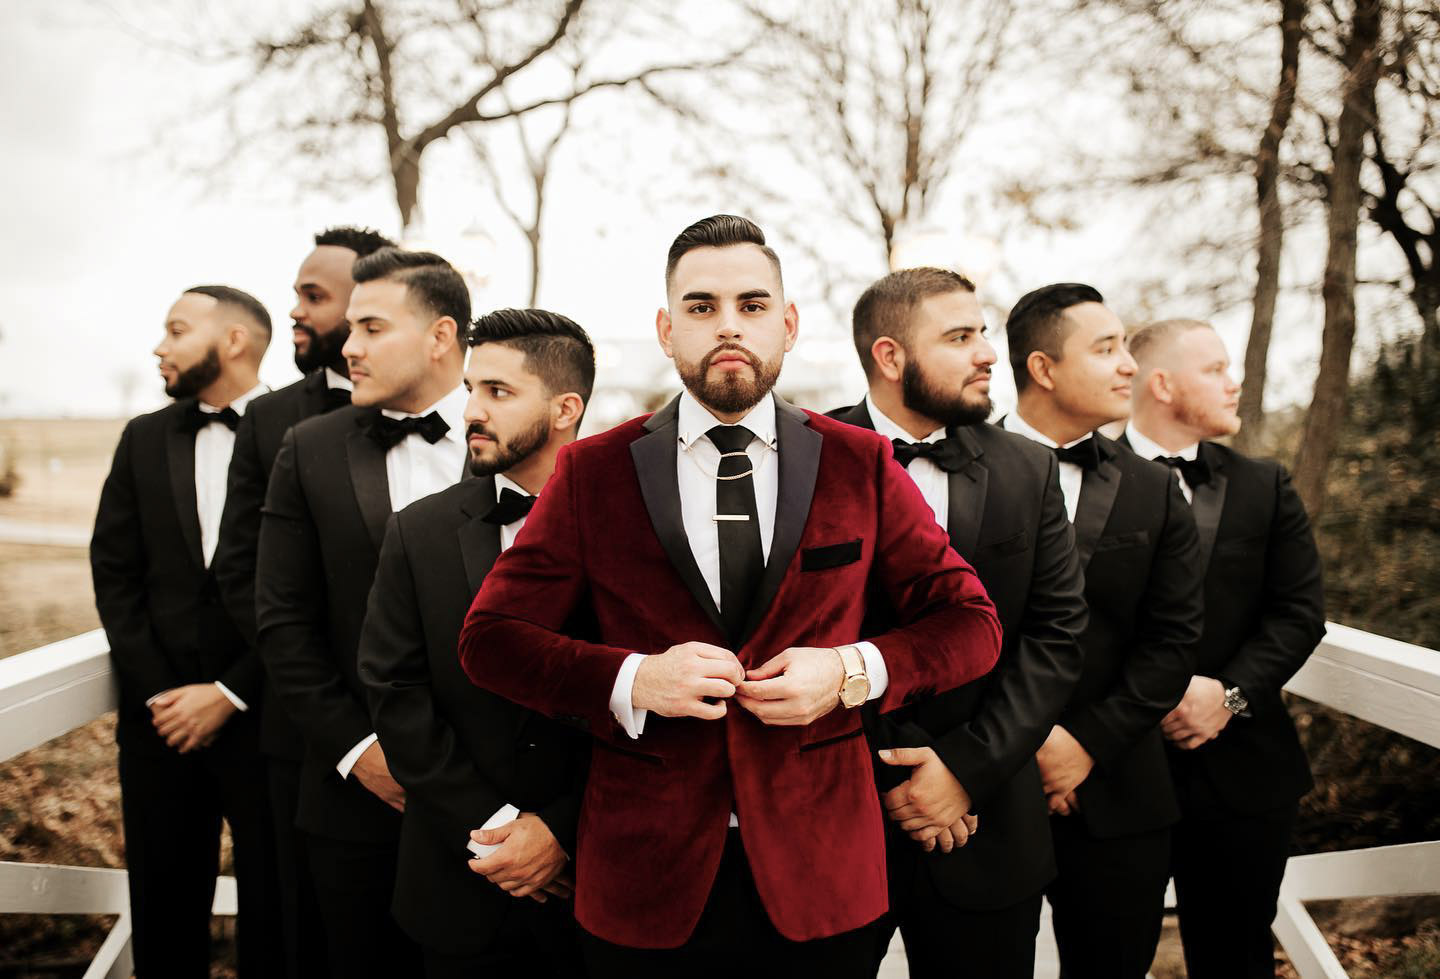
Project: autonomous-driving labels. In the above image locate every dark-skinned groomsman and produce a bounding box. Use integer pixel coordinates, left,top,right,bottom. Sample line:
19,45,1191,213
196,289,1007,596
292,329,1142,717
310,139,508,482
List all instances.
830,267,1088,978
91,285,283,976
255,247,470,978
212,224,393,979
1125,319,1326,978
1000,283,1205,978
356,308,596,978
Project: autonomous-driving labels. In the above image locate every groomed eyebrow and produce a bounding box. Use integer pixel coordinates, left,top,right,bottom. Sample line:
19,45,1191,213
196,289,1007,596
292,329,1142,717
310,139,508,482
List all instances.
165,319,190,329
295,280,325,292
681,291,717,302
941,323,985,337
353,315,388,325
476,378,514,387
1093,331,1123,346
737,289,772,301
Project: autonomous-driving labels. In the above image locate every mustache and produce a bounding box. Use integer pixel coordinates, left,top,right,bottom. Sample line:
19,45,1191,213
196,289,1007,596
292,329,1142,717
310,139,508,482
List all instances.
466,423,499,442
702,342,760,369
292,321,319,340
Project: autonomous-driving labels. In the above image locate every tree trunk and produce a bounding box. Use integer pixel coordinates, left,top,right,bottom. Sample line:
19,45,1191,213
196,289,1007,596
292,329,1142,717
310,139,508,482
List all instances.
526,228,541,307
393,152,421,231
1236,0,1305,453
1292,0,1381,517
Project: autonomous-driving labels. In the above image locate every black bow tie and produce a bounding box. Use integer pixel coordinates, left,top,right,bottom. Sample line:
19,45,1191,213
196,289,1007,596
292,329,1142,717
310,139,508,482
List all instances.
323,385,352,412
1156,454,1211,488
180,402,240,434
1052,438,1100,471
362,411,449,450
482,487,536,526
891,437,968,473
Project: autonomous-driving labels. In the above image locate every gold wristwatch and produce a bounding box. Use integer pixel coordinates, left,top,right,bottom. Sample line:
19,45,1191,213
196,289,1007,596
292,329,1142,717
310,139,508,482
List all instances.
835,644,870,708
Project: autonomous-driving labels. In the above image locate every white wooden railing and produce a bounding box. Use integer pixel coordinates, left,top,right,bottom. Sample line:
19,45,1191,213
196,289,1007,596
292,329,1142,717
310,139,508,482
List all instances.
1,623,1437,977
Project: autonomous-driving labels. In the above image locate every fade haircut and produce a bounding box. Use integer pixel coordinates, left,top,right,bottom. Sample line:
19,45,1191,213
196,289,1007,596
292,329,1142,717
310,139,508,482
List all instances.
352,247,471,329
852,267,977,379
1128,318,1213,369
665,214,784,292
314,226,395,258
183,285,273,341
467,308,597,405
1004,282,1105,393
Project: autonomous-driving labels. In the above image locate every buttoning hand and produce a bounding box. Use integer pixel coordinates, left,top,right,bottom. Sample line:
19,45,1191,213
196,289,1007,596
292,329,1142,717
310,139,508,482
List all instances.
1161,676,1232,749
734,646,846,726
632,642,745,719
878,747,977,851
1035,725,1093,803
468,813,569,901
351,740,405,812
150,684,236,753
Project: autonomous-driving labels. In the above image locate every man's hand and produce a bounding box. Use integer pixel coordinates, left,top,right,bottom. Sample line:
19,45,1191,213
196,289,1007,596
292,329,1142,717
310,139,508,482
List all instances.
467,813,569,901
1035,725,1093,804
351,740,405,812
1161,676,1232,749
734,647,846,726
632,642,744,720
878,747,976,852
1048,789,1081,816
150,684,236,753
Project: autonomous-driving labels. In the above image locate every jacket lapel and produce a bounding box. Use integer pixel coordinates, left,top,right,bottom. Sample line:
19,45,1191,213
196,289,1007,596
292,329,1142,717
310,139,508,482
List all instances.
739,396,821,646
301,370,330,415
630,396,727,638
346,413,393,550
165,404,204,568
1190,442,1228,574
945,426,986,559
457,477,502,596
1073,435,1122,570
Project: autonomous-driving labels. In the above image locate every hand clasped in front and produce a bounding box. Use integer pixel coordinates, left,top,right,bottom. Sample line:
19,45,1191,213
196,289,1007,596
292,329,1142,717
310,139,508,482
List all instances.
631,642,846,726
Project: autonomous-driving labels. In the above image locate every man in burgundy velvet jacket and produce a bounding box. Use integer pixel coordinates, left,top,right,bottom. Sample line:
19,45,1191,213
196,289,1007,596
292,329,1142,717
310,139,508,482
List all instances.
458,215,1001,977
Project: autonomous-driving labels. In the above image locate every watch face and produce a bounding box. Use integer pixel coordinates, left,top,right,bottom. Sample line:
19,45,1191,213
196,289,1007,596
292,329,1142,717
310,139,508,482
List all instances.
841,675,870,708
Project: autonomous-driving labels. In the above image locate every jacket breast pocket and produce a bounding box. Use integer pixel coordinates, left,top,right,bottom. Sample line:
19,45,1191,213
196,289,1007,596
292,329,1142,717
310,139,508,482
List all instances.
802,538,862,571
976,529,1029,558
1214,533,1267,558
1094,529,1149,553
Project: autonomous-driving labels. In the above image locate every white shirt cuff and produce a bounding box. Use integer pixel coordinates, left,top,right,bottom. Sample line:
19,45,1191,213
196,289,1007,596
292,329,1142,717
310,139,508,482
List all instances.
855,641,889,701
609,653,650,740
337,733,379,779
214,682,248,712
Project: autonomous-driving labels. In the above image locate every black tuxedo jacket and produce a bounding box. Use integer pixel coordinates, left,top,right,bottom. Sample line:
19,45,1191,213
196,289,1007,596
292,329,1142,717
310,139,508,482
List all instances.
213,370,337,760
1123,439,1326,816
831,402,1088,908
255,403,416,842
356,478,586,954
91,399,257,755
1050,430,1205,838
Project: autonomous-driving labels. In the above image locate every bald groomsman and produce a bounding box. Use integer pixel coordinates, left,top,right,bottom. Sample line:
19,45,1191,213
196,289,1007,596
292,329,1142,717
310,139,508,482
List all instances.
1126,319,1325,979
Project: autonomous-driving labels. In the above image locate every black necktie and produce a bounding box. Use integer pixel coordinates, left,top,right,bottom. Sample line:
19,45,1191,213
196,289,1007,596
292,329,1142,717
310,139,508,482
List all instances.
180,402,240,433
1156,454,1211,489
362,411,449,450
891,437,968,473
708,425,764,643
1052,438,1100,471
323,386,352,412
482,487,536,526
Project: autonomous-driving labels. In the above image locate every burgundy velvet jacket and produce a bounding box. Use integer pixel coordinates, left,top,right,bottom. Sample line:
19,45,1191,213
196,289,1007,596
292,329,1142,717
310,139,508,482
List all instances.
458,395,1000,948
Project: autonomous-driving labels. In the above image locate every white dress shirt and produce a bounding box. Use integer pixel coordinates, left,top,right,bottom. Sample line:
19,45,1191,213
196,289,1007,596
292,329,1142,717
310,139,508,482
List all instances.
608,392,889,742
325,367,353,393
1002,411,1089,522
1125,423,1198,503
492,472,534,551
866,395,948,529
338,384,469,780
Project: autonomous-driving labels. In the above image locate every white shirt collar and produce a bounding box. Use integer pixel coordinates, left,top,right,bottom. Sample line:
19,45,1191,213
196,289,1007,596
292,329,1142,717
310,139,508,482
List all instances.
1124,422,1198,462
677,390,778,450
493,472,532,501
325,367,353,392
199,383,268,415
865,394,943,444
381,384,468,440
1003,410,1092,450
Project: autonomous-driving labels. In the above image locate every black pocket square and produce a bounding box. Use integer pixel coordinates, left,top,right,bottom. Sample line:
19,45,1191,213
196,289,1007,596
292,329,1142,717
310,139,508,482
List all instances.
802,538,862,571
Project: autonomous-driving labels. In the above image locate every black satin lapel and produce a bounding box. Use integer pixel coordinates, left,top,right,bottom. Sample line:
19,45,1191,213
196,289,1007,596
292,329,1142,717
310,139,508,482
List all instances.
457,478,501,596
346,425,393,549
946,469,986,562
629,419,726,638
739,399,821,645
832,400,874,430
165,413,204,567
303,371,329,414
1073,458,1121,570
1191,445,1227,574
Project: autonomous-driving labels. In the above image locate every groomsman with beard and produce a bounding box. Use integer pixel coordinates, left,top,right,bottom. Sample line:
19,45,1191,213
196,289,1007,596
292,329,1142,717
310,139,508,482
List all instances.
830,267,1088,978
212,224,393,979
1125,319,1326,978
91,285,282,976
256,247,470,977
1000,283,1205,978
357,308,595,977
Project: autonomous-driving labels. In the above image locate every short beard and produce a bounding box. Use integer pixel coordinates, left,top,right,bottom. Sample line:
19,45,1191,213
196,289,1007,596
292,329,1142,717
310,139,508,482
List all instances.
901,357,992,428
294,322,351,374
675,342,783,416
166,346,223,399
467,413,551,478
